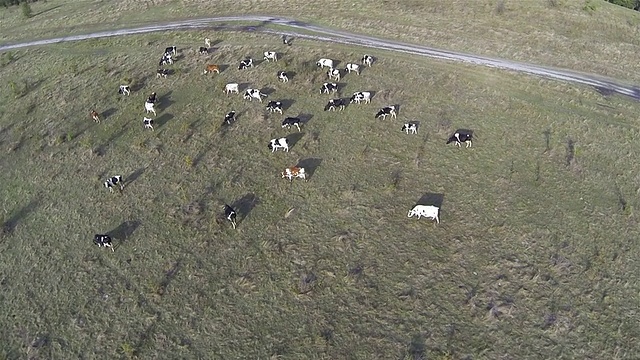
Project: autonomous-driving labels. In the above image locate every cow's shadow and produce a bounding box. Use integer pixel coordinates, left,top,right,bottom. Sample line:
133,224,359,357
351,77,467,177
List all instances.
238,83,251,92
155,113,174,129
285,132,305,150
297,158,322,179
230,193,260,226
108,220,141,245
126,167,146,186
261,87,276,96
158,91,174,111
216,64,229,73
297,113,313,125
102,108,117,119
280,99,295,111
416,193,444,208
282,70,296,81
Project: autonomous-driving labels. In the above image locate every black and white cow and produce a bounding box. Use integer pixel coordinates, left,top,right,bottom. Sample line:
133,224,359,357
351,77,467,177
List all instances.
350,91,371,104
263,51,278,62
282,35,293,46
238,58,254,70
266,101,283,114
324,98,346,111
147,92,158,104
223,204,237,229
278,71,289,83
156,69,169,78
143,117,154,130
159,54,173,66
223,111,236,125
281,117,302,132
93,234,115,251
243,88,267,102
164,46,177,56
362,54,374,67
447,129,473,148
345,63,361,75
268,137,289,152
118,85,131,96
402,123,418,134
199,46,208,55
104,175,124,193
327,67,340,81
320,82,338,94
375,105,397,120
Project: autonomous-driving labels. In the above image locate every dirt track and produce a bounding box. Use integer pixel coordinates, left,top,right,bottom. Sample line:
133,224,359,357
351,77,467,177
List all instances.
1,15,639,100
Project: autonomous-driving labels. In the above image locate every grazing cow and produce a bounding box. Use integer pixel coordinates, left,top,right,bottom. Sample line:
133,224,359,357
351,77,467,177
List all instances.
327,67,340,81
147,92,158,104
243,88,267,102
375,105,397,120
263,51,278,62
316,58,334,69
118,85,131,96
90,110,100,123
223,204,237,229
345,63,361,75
362,54,374,67
324,98,346,111
268,137,289,152
402,123,418,134
104,175,124,193
159,53,173,66
204,38,212,48
350,91,372,104
408,205,440,223
238,58,253,70
281,117,302,132
223,111,236,125
164,46,177,56
278,71,289,83
156,69,169,78
266,101,283,114
203,64,220,75
143,117,154,130
93,234,115,251
199,46,208,55
144,101,156,115
320,82,338,94
447,130,473,148
282,35,293,46
225,83,239,94
282,166,307,182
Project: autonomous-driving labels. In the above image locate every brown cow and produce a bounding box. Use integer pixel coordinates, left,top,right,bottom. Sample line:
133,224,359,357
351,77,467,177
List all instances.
281,166,307,182
203,64,220,75
90,110,100,123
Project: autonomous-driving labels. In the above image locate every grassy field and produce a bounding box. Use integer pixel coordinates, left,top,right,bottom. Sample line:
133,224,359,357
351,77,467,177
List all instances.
2,0,640,84
1,30,640,359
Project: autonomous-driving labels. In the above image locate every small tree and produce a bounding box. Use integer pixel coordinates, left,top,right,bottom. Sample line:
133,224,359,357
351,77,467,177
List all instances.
21,1,33,18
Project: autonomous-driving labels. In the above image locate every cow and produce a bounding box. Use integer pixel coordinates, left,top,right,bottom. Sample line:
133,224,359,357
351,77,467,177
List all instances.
327,67,340,81
266,101,283,114
268,137,289,152
350,91,372,104
316,58,334,69
324,98,346,111
90,110,100,123
156,69,169,78
164,46,177,56
345,63,361,75
375,105,397,120
278,71,289,83
104,175,124,193
407,205,440,223
243,88,267,102
93,234,115,251
147,92,158,104
402,123,418,134
281,117,302,132
238,58,253,70
143,117,154,130
159,54,173,66
203,64,220,75
225,83,239,95
362,54,374,67
144,101,156,115
263,51,278,62
204,38,212,48
447,130,473,148
223,111,236,125
223,204,237,229
281,166,307,182
199,46,208,55
320,82,338,94
118,85,130,96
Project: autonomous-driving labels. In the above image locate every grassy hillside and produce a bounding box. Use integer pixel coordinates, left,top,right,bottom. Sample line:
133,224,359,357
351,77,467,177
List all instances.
1,30,640,359
1,0,640,84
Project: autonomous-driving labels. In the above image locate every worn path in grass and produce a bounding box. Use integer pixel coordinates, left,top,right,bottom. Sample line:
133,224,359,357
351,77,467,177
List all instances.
1,15,639,101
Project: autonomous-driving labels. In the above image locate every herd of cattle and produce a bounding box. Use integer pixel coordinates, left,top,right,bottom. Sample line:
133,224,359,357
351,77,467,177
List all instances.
91,36,474,251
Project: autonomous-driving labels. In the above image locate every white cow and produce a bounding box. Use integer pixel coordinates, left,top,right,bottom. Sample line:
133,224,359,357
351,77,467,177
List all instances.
144,101,156,115
225,83,239,95
243,88,267,102
263,51,278,62
407,205,440,223
402,123,418,134
345,63,360,75
316,58,334,69
204,38,212,48
268,137,289,152
118,85,131,96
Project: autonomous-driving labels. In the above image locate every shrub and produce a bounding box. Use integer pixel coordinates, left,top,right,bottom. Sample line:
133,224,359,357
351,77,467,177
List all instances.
21,1,32,18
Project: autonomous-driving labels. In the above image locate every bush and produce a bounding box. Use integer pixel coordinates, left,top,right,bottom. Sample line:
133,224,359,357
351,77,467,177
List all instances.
21,1,32,18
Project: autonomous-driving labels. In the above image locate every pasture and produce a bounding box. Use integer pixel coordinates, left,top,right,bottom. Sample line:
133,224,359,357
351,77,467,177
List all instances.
1,30,640,359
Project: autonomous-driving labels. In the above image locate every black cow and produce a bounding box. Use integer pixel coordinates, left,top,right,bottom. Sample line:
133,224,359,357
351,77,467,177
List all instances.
375,105,397,120
324,98,346,111
447,129,473,148
199,46,208,55
266,101,283,114
282,117,302,132
238,58,253,70
223,111,236,125
223,204,237,229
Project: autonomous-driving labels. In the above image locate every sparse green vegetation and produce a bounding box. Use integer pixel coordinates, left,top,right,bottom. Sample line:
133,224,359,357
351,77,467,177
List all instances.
1,27,640,360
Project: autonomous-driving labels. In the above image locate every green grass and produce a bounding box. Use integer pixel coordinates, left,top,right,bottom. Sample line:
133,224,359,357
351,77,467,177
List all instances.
1,30,640,359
